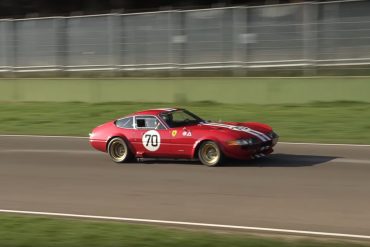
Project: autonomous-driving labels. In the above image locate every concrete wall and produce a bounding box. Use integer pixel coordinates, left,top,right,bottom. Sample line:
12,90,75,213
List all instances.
0,78,369,104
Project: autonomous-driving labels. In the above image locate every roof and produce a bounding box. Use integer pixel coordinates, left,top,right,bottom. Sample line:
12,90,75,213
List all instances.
132,108,180,116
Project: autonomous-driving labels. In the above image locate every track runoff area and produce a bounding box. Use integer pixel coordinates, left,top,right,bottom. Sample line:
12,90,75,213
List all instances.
0,135,370,240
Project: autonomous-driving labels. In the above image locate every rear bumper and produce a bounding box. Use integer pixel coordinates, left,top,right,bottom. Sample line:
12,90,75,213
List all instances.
89,138,107,152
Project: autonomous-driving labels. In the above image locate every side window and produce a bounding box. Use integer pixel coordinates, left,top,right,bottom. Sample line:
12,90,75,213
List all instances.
115,117,133,129
136,119,146,128
172,111,189,122
135,116,165,130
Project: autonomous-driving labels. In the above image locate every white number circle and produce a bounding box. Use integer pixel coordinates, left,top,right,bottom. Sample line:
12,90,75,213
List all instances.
142,130,161,151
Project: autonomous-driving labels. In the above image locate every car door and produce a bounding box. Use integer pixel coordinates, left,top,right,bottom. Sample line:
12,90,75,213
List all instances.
167,126,198,158
131,115,173,158
159,110,200,158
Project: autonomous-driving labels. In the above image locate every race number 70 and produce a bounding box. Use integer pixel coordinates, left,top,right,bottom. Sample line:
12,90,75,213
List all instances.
142,130,161,151
144,134,158,147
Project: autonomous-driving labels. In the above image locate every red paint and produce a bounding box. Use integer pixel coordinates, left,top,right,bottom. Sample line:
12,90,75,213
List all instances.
89,108,279,161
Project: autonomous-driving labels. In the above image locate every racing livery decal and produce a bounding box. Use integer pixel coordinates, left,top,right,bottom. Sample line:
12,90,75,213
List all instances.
142,130,161,151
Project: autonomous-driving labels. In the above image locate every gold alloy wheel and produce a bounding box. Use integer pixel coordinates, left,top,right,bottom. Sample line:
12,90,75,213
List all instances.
199,141,221,166
108,138,128,163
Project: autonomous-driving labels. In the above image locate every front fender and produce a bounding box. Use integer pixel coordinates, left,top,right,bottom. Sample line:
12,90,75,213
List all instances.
191,137,226,159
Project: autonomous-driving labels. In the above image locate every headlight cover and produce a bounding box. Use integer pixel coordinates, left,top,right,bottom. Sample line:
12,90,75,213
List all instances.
267,131,279,139
227,138,259,146
267,131,279,145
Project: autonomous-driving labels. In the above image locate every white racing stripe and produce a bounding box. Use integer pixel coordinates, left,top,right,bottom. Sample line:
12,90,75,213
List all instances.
203,122,271,142
154,108,177,112
210,122,271,142
203,122,266,141
0,209,369,240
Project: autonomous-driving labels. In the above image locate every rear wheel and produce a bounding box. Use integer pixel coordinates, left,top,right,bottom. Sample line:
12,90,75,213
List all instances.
198,141,223,167
107,137,133,163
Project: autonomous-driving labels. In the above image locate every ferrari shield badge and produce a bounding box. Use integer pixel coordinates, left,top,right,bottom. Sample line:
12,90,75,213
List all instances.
171,130,177,137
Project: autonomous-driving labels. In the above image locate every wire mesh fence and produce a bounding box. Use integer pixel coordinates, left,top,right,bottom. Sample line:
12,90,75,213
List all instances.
0,0,370,75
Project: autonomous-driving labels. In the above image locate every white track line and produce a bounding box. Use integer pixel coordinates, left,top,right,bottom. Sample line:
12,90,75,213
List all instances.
1,134,370,147
279,142,370,147
0,209,369,240
335,158,370,164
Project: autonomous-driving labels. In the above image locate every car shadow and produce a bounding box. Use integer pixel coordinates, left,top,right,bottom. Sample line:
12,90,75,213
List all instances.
222,153,338,167
139,153,338,167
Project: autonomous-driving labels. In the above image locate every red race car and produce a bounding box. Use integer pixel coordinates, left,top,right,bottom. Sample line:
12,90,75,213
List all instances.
89,108,278,166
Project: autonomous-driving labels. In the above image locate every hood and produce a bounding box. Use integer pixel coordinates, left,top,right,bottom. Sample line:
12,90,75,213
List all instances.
225,121,272,133
191,121,273,142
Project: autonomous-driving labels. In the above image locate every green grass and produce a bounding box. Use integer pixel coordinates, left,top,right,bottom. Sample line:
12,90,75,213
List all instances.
0,101,370,144
0,214,368,247
1,77,370,104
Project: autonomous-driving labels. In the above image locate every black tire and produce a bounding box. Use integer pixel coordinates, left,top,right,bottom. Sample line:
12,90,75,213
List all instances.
198,141,223,167
107,137,133,163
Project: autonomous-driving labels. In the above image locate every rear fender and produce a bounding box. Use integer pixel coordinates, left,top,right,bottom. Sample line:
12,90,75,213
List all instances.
106,134,135,154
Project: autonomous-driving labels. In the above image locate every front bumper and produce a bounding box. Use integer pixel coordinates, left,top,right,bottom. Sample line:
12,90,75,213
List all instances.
223,137,278,160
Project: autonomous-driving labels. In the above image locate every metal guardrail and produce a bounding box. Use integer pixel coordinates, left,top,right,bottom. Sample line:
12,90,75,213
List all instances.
0,0,370,75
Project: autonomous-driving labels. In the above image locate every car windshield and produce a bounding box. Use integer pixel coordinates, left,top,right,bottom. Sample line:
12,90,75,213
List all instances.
160,109,204,128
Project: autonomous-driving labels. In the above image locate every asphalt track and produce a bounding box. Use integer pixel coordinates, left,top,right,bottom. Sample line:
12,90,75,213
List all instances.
0,135,370,238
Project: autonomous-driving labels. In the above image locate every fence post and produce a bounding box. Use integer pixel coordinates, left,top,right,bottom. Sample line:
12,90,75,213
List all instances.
11,20,17,71
232,7,247,76
0,21,5,69
9,19,16,76
168,10,177,76
56,17,67,72
107,13,119,73
0,20,10,72
181,11,187,72
231,8,237,76
303,2,318,76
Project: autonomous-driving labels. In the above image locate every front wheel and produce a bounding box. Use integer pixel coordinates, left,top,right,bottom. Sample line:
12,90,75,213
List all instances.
107,137,133,163
198,141,223,167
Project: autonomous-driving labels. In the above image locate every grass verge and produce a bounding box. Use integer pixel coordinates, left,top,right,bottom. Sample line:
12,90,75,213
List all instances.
0,214,368,247
0,101,369,144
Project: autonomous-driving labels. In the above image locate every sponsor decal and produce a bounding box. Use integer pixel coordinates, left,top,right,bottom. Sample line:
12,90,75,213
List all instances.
142,130,161,151
171,130,177,137
182,130,192,137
